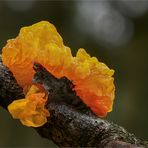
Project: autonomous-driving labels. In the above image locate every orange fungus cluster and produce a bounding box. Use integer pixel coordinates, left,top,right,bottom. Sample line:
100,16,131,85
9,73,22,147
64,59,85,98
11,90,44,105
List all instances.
8,85,49,127
2,21,115,127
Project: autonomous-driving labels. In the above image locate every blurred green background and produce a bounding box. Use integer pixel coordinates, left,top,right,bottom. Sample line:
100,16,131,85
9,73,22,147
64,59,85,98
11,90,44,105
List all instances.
0,0,148,147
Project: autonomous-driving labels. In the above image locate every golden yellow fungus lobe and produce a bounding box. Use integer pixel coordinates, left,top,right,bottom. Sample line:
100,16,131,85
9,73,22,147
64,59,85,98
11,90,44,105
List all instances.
2,21,115,118
72,49,115,116
2,21,72,87
8,85,50,127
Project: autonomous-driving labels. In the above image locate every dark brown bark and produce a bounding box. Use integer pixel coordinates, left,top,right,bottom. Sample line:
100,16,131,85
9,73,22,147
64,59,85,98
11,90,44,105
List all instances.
0,56,24,109
0,57,147,147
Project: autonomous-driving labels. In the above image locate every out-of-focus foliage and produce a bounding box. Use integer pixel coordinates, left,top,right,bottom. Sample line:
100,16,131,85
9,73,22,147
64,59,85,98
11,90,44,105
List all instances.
0,0,148,147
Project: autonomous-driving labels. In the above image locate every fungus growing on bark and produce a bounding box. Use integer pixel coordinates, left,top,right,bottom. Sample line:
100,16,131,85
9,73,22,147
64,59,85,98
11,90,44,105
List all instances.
2,21,115,127
8,85,49,127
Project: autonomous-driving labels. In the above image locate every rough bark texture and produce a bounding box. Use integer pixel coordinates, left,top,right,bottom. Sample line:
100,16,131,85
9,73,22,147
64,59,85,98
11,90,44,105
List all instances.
0,56,24,109
0,58,147,147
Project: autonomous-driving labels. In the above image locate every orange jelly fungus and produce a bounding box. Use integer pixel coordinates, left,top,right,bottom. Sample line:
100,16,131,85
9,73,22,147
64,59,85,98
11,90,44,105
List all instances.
8,85,50,127
2,21,115,120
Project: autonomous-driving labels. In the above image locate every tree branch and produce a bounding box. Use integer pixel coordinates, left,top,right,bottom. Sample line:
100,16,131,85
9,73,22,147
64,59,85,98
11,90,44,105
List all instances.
0,57,147,147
